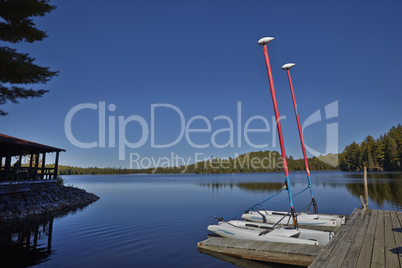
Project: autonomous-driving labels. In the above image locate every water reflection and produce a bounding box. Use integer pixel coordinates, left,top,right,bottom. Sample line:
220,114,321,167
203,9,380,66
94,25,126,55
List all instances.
346,180,402,207
0,204,93,268
0,216,54,267
197,172,402,209
198,182,283,193
237,182,283,193
344,172,402,180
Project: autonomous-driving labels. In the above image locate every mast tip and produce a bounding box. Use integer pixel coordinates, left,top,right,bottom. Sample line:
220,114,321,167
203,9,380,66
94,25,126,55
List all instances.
258,37,274,46
282,63,296,70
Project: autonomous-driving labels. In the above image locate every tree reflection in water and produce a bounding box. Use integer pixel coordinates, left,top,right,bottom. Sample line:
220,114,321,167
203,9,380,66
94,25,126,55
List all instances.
345,172,402,208
198,182,283,193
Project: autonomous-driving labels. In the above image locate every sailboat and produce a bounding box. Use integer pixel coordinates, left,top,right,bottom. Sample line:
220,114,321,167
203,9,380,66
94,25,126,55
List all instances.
207,220,333,245
241,61,345,227
207,37,335,245
241,210,345,226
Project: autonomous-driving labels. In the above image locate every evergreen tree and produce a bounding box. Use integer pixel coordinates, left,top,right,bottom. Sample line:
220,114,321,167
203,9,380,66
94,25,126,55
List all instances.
384,135,400,170
339,124,402,171
338,151,348,171
0,0,58,115
361,135,375,168
374,136,385,168
391,124,402,165
339,142,361,171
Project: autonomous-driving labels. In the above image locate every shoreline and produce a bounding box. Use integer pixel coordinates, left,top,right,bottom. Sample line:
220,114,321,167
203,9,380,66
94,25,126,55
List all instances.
0,185,99,222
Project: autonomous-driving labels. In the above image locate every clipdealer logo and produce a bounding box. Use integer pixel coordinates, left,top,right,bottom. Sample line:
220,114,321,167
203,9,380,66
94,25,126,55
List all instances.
64,100,338,169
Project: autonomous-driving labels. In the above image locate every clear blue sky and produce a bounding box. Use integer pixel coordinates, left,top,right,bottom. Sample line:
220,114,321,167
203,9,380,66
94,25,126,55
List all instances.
2,0,402,168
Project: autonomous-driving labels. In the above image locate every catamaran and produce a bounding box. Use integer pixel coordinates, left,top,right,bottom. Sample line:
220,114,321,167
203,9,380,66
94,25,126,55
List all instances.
241,60,345,227
207,220,333,245
241,210,345,226
207,37,337,245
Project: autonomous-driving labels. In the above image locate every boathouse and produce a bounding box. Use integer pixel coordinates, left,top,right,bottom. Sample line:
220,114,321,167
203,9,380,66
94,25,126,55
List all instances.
0,133,65,182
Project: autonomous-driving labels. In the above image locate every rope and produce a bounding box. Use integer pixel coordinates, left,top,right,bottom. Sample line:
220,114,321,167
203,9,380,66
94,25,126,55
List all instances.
299,200,313,214
218,186,310,220
247,188,285,211
258,186,310,210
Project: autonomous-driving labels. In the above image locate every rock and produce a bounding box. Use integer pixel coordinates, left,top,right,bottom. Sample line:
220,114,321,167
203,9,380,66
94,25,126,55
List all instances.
0,185,99,222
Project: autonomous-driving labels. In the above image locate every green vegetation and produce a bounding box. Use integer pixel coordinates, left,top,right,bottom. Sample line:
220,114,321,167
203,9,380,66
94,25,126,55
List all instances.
0,0,58,116
339,124,402,171
58,150,338,175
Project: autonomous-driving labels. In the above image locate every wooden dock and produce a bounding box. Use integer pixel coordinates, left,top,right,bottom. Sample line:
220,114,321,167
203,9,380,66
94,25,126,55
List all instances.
310,208,401,267
198,236,323,266
197,208,402,267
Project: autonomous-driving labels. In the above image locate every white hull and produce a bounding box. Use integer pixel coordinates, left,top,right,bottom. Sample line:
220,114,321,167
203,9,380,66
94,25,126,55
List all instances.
207,220,331,245
225,220,333,245
241,210,345,227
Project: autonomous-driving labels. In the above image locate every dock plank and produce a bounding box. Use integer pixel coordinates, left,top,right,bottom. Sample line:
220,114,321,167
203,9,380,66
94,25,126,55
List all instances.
293,244,324,256
384,211,400,268
325,211,366,268
355,209,378,268
309,208,362,267
197,237,321,266
279,243,303,254
342,213,370,268
371,210,385,267
262,242,287,252
390,211,402,268
326,240,352,268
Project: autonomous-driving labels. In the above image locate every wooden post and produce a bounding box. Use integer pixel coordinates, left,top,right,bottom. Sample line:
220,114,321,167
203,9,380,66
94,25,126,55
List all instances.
34,153,39,180
359,195,365,208
0,156,3,180
54,151,59,180
4,150,11,181
41,153,46,180
29,153,34,167
363,166,369,209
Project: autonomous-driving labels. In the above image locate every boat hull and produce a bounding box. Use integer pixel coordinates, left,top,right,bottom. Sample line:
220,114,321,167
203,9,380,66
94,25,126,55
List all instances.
207,221,320,245
225,220,333,245
241,210,345,226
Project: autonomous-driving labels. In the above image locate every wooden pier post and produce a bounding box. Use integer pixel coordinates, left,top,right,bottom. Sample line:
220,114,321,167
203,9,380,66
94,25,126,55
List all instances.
363,166,368,209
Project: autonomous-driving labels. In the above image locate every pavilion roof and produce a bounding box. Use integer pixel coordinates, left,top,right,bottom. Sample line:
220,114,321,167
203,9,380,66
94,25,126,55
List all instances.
0,133,65,157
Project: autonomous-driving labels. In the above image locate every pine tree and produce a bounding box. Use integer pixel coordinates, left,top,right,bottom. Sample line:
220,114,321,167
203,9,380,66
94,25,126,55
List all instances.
393,124,402,165
361,135,376,168
384,135,400,170
0,0,58,115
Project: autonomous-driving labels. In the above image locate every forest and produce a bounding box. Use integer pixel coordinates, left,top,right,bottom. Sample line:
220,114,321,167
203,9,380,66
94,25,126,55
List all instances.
58,151,338,175
339,124,402,171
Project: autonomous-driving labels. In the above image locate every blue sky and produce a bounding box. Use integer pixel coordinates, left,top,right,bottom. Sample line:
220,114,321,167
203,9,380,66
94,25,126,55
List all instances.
2,0,402,168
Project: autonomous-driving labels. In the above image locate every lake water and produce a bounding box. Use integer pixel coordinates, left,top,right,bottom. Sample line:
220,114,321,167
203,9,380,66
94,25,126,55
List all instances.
1,171,401,267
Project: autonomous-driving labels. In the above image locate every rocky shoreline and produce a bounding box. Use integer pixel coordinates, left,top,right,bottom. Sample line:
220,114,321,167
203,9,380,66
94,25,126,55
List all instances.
0,185,99,222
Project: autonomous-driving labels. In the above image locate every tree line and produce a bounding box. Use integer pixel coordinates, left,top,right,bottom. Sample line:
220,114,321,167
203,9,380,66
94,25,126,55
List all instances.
339,124,402,171
57,150,338,175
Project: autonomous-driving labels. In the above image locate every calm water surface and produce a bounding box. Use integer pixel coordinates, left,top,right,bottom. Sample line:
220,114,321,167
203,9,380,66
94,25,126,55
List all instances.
1,171,401,267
